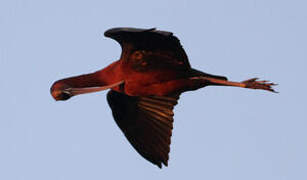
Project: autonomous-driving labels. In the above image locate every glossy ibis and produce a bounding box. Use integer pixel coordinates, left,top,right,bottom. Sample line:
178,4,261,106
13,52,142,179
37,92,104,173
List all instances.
50,27,276,168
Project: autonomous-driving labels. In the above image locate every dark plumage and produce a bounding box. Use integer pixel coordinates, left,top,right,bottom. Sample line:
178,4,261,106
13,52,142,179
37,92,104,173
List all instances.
50,27,276,168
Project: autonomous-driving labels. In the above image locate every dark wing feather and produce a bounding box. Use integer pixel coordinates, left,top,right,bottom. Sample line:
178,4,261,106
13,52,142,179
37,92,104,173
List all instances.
104,27,191,68
107,90,179,168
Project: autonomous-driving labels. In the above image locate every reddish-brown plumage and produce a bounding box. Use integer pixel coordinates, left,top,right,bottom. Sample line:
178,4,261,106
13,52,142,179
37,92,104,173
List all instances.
50,27,276,168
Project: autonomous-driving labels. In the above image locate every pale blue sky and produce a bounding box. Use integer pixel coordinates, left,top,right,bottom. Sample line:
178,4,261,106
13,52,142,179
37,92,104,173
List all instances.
1,0,306,179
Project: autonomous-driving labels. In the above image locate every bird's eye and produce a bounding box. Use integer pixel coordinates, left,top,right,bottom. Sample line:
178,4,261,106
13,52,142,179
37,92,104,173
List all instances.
133,51,143,60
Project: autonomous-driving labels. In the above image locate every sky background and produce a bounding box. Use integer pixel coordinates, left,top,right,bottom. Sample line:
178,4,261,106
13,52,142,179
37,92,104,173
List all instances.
1,0,306,179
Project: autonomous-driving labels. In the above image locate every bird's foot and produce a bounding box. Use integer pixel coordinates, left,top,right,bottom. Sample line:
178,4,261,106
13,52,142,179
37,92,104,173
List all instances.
241,78,277,93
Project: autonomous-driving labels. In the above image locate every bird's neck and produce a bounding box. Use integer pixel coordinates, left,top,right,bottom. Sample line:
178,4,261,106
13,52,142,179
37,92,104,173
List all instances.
57,60,123,89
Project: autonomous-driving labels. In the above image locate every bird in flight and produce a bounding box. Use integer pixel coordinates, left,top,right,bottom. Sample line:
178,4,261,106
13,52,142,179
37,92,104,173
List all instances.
50,27,276,168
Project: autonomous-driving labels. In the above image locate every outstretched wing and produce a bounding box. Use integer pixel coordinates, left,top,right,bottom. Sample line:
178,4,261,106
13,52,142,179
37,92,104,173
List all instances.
104,27,191,68
107,90,180,168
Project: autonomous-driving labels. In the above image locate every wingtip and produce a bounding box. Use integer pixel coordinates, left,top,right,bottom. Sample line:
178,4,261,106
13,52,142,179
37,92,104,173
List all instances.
162,160,168,167
145,28,157,32
156,160,168,169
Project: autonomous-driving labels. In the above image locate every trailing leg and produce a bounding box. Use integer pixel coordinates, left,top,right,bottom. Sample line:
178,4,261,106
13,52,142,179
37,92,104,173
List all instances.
190,76,277,92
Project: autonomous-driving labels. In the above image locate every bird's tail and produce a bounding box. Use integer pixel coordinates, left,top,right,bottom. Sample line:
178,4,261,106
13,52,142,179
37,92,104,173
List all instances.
190,68,228,81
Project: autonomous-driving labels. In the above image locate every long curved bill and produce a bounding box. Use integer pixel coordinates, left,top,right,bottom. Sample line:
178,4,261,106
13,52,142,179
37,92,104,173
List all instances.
66,80,124,96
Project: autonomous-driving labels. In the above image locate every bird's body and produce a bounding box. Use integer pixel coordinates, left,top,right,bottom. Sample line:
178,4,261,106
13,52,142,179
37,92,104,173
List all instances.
51,27,276,168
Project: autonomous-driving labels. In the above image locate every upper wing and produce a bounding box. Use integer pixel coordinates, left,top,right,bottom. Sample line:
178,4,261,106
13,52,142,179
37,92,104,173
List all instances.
107,90,180,168
104,27,191,68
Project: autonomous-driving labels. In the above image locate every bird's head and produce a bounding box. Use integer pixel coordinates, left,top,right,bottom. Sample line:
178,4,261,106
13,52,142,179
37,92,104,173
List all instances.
50,81,73,101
